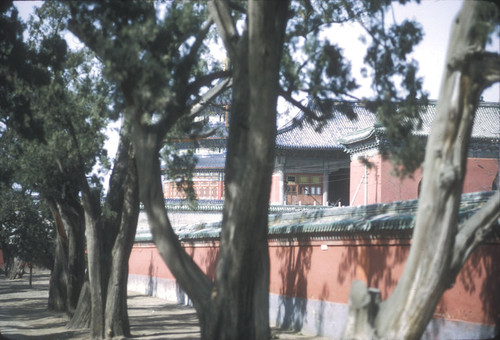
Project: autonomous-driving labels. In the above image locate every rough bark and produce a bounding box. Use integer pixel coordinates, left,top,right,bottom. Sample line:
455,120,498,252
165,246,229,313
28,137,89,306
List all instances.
343,2,500,339
47,194,86,316
67,281,91,329
207,1,289,339
57,199,86,314
67,129,140,339
82,189,105,339
104,150,140,338
48,230,69,312
131,123,213,328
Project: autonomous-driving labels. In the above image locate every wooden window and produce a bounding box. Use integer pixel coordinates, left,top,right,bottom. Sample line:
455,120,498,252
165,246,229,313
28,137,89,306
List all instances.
299,176,309,184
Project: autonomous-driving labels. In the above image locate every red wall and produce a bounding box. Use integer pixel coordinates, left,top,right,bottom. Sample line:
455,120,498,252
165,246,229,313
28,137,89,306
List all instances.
350,156,498,205
129,238,500,326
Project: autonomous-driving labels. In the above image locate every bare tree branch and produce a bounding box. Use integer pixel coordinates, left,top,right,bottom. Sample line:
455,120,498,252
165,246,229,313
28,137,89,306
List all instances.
278,88,322,120
208,0,239,59
189,77,232,119
450,192,500,276
186,70,231,96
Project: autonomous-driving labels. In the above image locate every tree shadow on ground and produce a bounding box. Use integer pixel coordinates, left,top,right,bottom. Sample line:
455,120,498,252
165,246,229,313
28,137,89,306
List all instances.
274,237,313,332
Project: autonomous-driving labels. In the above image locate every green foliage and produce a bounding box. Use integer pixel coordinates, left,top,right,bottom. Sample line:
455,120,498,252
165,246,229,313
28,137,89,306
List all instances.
0,0,111,266
0,184,55,269
280,0,429,176
65,1,212,124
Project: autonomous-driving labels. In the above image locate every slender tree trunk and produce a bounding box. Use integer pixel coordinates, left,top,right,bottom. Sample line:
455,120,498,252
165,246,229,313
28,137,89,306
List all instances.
82,191,105,338
343,2,500,339
58,200,86,314
131,123,213,329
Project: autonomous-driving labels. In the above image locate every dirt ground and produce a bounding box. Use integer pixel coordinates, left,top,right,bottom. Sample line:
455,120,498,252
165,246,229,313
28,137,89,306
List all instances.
0,269,329,339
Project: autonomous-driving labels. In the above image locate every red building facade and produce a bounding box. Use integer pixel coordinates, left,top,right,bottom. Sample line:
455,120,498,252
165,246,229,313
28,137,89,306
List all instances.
164,101,499,206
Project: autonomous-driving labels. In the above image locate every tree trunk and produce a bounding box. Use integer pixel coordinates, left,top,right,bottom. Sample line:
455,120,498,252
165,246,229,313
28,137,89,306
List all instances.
82,192,105,338
48,230,69,312
104,152,140,338
48,197,86,316
343,2,500,339
206,2,289,339
58,199,86,314
67,281,91,329
6,257,25,279
68,130,140,339
131,123,213,329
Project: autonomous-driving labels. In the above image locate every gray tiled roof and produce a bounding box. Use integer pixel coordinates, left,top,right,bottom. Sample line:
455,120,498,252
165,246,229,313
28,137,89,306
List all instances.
416,102,500,138
276,103,376,150
276,101,499,150
175,101,499,152
195,154,226,169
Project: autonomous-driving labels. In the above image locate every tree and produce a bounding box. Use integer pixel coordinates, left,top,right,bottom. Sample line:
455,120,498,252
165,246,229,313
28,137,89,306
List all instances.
0,1,86,312
343,2,500,338
0,182,55,279
64,1,288,338
1,3,141,337
64,0,437,338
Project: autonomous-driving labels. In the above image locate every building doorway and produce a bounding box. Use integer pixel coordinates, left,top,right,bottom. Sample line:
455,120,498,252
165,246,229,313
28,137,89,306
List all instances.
328,168,350,206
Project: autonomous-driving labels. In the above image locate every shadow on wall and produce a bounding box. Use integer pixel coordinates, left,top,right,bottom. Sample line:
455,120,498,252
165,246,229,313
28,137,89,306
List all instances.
315,284,330,336
147,252,157,296
170,244,218,306
186,243,219,281
337,239,410,299
274,237,313,332
461,243,500,335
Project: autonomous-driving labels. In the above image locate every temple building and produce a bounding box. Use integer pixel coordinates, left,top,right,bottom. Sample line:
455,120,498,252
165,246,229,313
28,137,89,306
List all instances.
163,101,499,206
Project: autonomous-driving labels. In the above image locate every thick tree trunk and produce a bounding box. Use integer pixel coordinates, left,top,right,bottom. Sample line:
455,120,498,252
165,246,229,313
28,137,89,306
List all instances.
48,230,69,312
67,281,91,329
343,2,500,339
104,152,140,338
207,2,288,339
48,198,85,315
68,131,140,339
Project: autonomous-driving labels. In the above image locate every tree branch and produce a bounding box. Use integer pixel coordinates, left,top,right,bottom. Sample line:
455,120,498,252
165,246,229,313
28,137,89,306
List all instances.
278,88,323,121
450,193,500,276
208,0,239,59
448,51,500,90
186,70,231,96
189,77,232,119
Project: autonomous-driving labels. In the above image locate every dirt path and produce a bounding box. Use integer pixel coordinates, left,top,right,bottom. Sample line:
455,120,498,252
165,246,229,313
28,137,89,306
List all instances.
0,270,329,339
